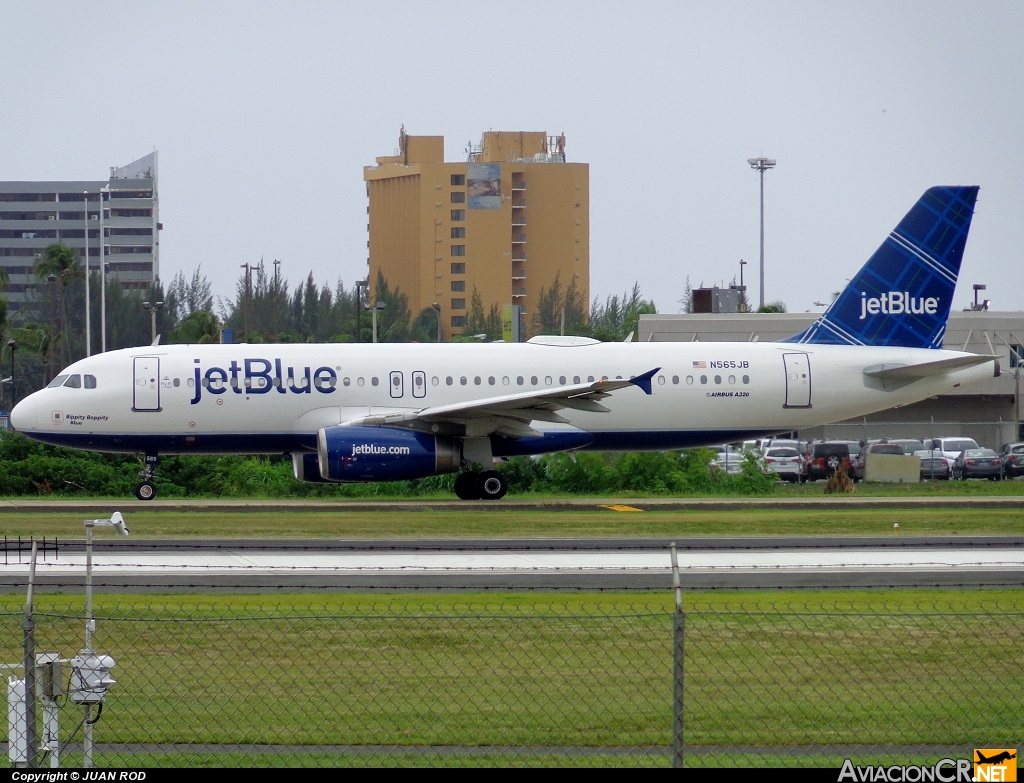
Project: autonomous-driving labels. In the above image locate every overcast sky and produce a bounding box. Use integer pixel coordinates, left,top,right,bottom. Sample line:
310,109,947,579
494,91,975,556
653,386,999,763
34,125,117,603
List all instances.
5,1,1022,316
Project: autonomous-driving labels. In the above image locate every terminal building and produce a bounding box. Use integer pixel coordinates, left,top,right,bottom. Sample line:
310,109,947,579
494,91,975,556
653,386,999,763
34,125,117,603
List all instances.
638,309,1024,449
364,129,588,340
0,152,160,313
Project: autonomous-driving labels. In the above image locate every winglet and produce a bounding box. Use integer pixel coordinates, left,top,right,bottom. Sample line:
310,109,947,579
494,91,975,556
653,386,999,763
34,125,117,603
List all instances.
782,186,979,349
630,367,660,395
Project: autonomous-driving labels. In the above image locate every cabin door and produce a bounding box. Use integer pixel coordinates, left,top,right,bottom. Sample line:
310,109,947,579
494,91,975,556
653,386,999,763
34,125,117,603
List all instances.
133,356,161,412
782,352,812,408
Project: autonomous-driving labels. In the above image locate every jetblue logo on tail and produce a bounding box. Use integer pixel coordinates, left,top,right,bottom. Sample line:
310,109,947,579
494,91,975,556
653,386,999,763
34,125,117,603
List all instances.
859,292,939,319
783,186,979,349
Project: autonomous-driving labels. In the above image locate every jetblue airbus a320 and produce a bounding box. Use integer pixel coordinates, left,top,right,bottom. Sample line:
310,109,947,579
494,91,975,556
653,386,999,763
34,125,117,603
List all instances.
11,186,998,500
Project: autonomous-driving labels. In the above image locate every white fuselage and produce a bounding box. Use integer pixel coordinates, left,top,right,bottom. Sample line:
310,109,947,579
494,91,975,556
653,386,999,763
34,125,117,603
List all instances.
10,340,997,456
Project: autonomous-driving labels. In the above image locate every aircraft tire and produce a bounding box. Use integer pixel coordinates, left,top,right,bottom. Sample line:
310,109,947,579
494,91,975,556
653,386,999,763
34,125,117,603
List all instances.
135,481,157,501
454,472,480,500
478,470,508,501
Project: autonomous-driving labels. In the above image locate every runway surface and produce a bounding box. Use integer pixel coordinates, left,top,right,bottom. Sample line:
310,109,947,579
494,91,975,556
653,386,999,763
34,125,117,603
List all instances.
3,536,1023,591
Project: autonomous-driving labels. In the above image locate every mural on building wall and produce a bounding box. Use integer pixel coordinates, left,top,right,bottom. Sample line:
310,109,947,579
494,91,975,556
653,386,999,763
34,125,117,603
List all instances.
468,163,501,209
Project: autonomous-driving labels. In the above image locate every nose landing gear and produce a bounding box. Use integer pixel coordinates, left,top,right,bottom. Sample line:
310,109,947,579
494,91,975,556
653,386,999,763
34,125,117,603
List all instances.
135,453,159,501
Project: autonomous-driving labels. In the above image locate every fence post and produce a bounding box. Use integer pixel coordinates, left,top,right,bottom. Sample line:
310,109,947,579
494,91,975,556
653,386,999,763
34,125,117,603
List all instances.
671,542,684,768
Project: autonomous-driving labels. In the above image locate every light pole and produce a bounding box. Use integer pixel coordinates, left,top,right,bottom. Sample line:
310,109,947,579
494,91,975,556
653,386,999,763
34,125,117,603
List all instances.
432,302,442,342
6,340,15,409
83,190,91,356
738,259,747,312
100,184,110,352
142,300,164,344
240,263,254,342
354,279,368,342
747,156,776,310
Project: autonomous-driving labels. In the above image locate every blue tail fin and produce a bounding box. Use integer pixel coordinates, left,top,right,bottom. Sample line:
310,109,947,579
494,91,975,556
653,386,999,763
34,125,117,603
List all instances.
783,186,979,348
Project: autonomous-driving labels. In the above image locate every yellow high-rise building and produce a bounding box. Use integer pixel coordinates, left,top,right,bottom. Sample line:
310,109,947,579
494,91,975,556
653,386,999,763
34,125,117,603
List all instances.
364,128,589,340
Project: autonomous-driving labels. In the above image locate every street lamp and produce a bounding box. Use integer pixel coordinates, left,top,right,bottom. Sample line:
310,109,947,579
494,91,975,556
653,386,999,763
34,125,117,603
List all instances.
354,279,368,342
83,190,91,357
142,300,164,344
747,156,776,310
240,263,254,342
6,340,15,409
99,184,110,352
738,259,747,312
432,302,442,342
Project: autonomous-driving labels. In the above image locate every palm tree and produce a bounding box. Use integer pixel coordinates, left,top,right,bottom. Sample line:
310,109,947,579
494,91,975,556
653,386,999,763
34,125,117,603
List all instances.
33,243,82,369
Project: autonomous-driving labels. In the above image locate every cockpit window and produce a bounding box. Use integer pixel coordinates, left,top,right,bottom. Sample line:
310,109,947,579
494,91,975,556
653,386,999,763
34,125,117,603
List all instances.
85,375,97,389
64,374,82,389
47,375,69,389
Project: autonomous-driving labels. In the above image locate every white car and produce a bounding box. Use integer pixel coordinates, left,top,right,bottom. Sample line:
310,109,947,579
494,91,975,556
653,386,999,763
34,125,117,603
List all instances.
762,447,803,482
709,445,745,475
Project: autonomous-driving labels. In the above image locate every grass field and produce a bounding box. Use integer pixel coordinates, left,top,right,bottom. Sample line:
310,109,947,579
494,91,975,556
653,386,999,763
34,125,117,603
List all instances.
1,589,1020,768
0,504,1022,539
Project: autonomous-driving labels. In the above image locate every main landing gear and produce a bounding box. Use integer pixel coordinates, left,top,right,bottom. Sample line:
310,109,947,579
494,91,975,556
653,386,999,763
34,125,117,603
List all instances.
454,470,509,501
135,453,159,501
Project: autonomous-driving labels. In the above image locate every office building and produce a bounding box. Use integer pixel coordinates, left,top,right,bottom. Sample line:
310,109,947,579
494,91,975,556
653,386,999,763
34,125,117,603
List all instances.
364,129,588,339
0,151,160,313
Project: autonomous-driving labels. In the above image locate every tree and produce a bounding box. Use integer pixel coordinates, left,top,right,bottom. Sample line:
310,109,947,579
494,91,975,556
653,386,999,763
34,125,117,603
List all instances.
33,243,82,372
170,310,221,344
464,287,502,341
757,301,788,313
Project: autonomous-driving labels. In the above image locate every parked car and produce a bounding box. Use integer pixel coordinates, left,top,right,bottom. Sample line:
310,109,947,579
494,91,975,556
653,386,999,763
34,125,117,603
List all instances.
850,442,906,482
889,438,925,455
915,450,952,480
762,446,803,483
800,441,852,482
708,445,745,475
999,442,1024,479
921,437,980,462
952,448,1002,480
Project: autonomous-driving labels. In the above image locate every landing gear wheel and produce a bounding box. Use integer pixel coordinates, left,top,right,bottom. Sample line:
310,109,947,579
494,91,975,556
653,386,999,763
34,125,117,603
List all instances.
454,472,480,500
478,470,508,501
135,481,157,501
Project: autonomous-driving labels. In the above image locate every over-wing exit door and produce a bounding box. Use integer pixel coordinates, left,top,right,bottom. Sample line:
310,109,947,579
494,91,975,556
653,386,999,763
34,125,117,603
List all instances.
133,356,161,412
782,352,812,408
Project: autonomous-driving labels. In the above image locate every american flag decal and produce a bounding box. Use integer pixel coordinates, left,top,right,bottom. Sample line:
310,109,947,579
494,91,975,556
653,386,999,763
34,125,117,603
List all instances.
692,361,707,369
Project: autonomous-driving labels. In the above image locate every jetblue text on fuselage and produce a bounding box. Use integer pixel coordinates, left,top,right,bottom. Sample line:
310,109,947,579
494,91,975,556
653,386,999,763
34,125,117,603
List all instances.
190,358,337,404
859,291,939,320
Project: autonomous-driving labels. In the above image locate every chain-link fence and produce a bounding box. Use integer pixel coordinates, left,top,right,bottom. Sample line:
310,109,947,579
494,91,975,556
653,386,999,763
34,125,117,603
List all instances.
3,593,1021,768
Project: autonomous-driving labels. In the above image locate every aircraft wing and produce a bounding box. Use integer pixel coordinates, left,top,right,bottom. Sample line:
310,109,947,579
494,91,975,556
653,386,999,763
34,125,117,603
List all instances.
341,367,660,438
863,354,998,381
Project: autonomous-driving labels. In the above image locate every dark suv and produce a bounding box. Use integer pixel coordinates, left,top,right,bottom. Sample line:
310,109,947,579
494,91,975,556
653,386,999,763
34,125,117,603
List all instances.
800,441,852,483
999,442,1024,479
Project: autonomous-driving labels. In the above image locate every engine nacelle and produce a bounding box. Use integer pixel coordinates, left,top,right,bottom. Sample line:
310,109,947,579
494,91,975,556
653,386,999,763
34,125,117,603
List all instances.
316,426,461,482
292,452,332,483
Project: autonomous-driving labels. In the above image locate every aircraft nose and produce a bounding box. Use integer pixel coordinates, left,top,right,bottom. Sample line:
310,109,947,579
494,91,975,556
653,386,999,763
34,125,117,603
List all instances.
10,396,37,432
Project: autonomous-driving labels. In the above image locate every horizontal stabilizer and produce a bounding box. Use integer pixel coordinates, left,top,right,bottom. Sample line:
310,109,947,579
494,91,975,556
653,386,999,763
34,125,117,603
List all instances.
863,354,998,381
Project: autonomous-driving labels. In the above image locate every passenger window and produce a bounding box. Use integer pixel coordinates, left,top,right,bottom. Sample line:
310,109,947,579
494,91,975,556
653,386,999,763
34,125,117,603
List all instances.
531,376,538,385
171,378,178,388
371,377,379,386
